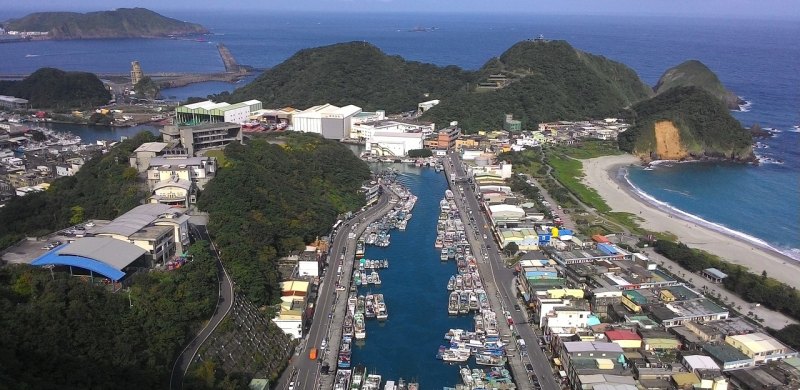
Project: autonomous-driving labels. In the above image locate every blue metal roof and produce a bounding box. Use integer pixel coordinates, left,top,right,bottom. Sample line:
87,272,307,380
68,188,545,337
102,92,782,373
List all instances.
31,244,127,281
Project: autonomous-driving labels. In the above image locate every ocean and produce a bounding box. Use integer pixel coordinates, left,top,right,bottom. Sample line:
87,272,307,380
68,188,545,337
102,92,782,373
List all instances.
0,11,796,255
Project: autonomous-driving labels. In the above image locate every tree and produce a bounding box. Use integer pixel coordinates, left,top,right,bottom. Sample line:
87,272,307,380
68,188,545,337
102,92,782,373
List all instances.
504,242,519,257
134,76,161,100
407,149,433,158
69,205,85,225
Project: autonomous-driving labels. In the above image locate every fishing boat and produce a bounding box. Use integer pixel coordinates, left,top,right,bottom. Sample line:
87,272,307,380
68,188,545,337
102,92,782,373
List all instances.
354,312,366,340
475,352,507,366
371,271,381,285
354,270,362,286
338,339,352,368
351,365,367,390
440,347,470,362
448,291,459,315
375,294,388,320
459,291,469,314
357,295,366,316
343,314,354,338
365,294,376,318
334,370,352,390
447,275,456,291
468,291,479,311
348,293,357,315
362,373,382,390
440,248,448,261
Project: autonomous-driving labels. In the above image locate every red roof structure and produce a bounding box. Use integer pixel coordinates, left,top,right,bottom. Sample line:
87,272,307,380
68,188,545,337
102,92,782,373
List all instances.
605,329,641,341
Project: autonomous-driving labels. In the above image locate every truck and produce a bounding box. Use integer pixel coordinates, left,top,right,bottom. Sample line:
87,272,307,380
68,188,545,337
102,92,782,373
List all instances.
309,347,318,360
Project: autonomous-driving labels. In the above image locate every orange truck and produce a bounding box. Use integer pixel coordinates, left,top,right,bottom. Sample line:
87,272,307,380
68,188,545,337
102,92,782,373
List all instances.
309,347,318,360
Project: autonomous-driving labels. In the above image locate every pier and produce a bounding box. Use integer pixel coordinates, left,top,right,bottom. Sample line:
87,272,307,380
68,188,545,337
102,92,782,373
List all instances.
0,44,256,88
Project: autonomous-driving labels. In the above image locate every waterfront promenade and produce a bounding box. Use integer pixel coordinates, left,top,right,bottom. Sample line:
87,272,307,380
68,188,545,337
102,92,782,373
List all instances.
277,184,397,390
444,152,560,390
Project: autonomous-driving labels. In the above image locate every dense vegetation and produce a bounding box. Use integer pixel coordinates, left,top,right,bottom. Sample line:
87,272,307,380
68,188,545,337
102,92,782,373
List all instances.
222,40,652,132
2,8,207,39
618,86,753,160
423,40,653,131
134,76,161,100
0,241,218,388
0,67,111,109
198,133,370,305
654,60,743,110
0,131,156,250
221,42,472,113
654,240,800,325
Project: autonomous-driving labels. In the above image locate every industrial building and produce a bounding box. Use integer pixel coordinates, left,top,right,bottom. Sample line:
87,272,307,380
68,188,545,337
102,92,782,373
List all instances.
725,333,798,364
291,103,361,140
175,99,262,125
0,95,28,109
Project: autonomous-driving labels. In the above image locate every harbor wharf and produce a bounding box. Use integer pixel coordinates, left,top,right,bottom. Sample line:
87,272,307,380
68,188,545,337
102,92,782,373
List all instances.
443,152,560,390
278,182,398,390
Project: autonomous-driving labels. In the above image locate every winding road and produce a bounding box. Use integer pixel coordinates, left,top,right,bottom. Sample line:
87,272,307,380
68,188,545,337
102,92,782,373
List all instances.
169,224,235,390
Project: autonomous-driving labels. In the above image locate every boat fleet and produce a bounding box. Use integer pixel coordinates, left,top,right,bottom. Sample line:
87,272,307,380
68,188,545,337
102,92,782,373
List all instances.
434,188,516,389
334,182,420,390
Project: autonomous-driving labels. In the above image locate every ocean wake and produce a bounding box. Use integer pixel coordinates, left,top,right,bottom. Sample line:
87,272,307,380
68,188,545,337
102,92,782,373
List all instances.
737,97,752,112
622,168,800,262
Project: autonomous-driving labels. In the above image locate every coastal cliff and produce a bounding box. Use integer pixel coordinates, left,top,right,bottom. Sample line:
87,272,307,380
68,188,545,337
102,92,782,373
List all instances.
2,8,207,39
618,86,754,162
654,60,746,111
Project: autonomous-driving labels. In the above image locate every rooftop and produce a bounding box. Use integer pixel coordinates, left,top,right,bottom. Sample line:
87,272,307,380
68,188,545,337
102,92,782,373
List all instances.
727,332,788,354
564,341,624,354
134,142,169,153
31,237,146,280
90,203,175,238
606,330,642,341
703,342,752,363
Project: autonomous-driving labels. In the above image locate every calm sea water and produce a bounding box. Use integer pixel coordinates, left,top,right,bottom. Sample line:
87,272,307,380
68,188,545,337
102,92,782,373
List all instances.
353,165,473,388
1,11,796,253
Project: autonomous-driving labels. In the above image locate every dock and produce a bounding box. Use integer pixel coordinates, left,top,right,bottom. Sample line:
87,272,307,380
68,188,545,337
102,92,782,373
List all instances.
217,43,244,74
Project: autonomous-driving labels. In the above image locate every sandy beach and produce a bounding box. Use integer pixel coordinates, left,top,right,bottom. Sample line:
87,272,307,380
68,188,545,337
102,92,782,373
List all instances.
582,154,800,289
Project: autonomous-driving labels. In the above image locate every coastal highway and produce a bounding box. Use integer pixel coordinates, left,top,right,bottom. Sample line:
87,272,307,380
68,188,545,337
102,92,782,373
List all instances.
277,186,397,390
444,152,561,390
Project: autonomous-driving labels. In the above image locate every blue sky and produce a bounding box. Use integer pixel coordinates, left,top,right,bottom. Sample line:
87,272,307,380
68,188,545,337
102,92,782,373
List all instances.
4,0,799,20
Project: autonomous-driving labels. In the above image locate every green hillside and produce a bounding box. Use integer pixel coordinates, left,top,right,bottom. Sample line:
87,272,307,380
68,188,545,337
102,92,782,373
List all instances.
0,67,111,109
618,86,753,161
223,41,473,113
2,8,207,39
225,40,652,133
654,60,744,110
422,40,654,131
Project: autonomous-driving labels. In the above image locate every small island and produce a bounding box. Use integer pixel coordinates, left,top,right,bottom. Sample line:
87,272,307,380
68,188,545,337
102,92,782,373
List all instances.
0,8,208,40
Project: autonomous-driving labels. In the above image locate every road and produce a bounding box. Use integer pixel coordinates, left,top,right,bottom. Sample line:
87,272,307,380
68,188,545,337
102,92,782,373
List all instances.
170,224,235,390
444,152,561,390
277,185,397,390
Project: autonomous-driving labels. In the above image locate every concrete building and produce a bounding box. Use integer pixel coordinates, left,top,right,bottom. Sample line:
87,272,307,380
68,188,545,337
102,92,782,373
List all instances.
426,123,460,150
504,114,522,132
87,204,190,265
726,333,798,364
130,60,143,85
604,329,642,350
291,103,361,140
365,131,425,156
273,280,310,339
417,99,439,114
161,122,243,156
146,156,216,190
560,341,629,390
703,343,755,371
55,157,85,177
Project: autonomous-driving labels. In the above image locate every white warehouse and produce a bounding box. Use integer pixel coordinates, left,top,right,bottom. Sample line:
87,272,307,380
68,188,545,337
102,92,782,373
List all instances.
291,103,361,140
366,131,425,156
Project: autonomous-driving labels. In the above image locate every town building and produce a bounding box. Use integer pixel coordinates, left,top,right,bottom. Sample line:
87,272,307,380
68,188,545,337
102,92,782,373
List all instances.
503,114,521,132
425,123,460,150
161,122,243,156
130,60,143,85
725,332,798,365
272,280,310,339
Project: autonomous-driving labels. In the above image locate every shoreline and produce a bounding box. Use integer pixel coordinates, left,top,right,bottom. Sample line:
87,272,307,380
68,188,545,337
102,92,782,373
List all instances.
581,154,800,289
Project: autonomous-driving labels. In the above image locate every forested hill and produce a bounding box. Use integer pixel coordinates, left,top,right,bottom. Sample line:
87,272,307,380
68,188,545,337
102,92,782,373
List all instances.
222,41,473,113
224,40,652,133
421,40,654,131
618,86,754,162
0,67,111,109
197,133,371,306
654,60,745,110
2,8,207,39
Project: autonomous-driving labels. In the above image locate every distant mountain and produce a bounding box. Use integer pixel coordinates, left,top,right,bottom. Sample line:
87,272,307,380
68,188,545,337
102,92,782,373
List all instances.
222,41,473,114
2,8,207,39
421,40,654,131
618,86,753,162
0,68,111,108
224,40,653,133
654,60,745,110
